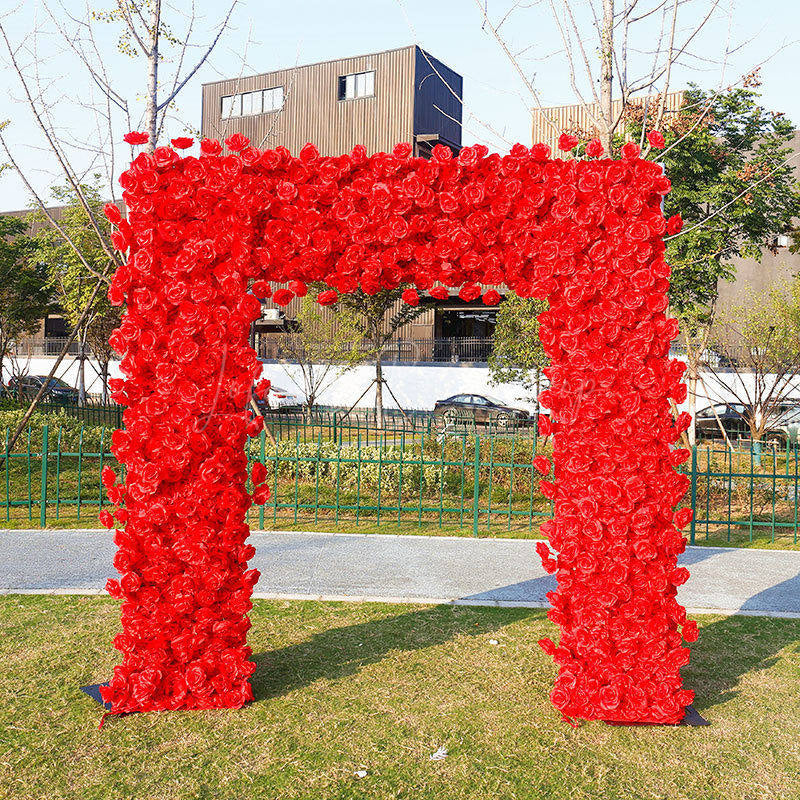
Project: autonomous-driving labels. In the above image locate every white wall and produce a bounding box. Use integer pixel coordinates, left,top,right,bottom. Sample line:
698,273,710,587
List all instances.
6,355,799,414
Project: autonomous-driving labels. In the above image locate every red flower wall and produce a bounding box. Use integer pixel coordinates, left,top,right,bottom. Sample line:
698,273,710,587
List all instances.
100,135,695,723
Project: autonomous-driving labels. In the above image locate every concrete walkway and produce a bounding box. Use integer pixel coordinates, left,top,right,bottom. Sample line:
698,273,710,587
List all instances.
1,529,799,617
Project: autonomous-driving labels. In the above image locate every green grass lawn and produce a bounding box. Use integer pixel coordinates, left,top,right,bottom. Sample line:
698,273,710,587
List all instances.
1,597,799,800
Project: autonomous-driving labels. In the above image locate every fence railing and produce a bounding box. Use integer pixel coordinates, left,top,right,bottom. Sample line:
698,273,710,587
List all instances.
1,417,799,546
8,338,91,357
255,335,495,363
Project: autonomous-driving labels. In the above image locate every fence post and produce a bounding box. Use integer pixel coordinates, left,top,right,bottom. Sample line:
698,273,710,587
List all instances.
689,444,697,546
40,424,49,528
472,435,481,537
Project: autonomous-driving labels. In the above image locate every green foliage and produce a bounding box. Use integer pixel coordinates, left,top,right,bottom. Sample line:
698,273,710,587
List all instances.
0,411,110,451
488,295,548,391
0,215,52,370
27,179,121,365
626,83,800,317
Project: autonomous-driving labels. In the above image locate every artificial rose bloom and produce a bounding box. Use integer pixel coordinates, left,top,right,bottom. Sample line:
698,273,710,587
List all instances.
288,280,308,297
647,130,666,149
104,203,123,225
171,137,194,150
682,620,699,642
585,139,604,158
401,288,419,306
429,286,449,300
666,214,683,235
317,289,338,305
272,288,294,306
123,131,149,145
558,133,579,152
482,289,501,305
199,139,223,159
251,280,271,299
533,455,551,476
621,141,641,159
225,133,250,151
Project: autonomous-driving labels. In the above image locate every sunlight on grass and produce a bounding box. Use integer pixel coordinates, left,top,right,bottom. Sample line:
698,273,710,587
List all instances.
1,597,799,800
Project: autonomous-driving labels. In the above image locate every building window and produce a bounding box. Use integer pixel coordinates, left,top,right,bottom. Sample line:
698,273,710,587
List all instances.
262,86,284,113
221,86,284,118
338,70,375,101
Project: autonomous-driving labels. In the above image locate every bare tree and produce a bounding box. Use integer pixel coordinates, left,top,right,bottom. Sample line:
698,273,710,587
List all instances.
703,282,800,448
0,0,239,452
474,0,734,155
268,291,366,414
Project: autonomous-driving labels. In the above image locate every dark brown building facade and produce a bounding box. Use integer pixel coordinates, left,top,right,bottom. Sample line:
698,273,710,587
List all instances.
201,45,462,157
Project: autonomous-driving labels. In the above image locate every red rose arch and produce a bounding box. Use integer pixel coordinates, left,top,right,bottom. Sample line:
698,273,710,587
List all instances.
99,132,697,724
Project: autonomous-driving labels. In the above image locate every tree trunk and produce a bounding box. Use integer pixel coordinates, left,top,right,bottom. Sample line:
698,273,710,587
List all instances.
145,0,161,151
599,0,615,154
77,335,86,406
101,359,109,404
687,366,697,447
375,357,384,429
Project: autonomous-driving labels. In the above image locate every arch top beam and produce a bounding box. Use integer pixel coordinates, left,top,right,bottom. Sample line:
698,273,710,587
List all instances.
99,134,695,724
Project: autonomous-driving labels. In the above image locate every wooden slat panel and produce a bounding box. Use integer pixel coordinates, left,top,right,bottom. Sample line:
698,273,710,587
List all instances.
532,91,686,152
201,45,416,155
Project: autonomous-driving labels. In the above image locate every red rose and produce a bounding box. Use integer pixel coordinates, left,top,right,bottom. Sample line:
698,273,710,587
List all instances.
647,130,666,149
171,137,194,150
252,280,271,299
482,289,501,305
558,133,579,152
101,466,117,488
104,203,123,225
123,131,149,145
317,289,338,305
272,289,294,306
429,286,449,300
200,138,223,156
585,139,604,158
225,133,250,151
288,280,308,297
299,142,320,161
251,462,268,485
255,379,271,399
401,288,419,306
98,510,115,528
682,620,699,643
621,141,641,160
533,455,551,476
666,214,683,235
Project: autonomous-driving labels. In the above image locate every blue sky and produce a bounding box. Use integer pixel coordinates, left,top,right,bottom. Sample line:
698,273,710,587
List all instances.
1,0,798,209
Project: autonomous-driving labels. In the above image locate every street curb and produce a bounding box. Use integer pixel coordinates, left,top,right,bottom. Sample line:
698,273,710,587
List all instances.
2,587,799,619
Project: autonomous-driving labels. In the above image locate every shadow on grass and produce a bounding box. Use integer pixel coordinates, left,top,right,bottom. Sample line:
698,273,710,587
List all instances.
686,611,800,714
250,605,541,701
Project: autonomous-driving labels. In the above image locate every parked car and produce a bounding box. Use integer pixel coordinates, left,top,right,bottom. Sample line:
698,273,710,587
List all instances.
253,384,303,413
434,393,531,429
6,375,80,403
695,401,800,447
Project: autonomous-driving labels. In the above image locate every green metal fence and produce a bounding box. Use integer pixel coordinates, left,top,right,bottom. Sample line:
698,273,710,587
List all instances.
2,418,799,546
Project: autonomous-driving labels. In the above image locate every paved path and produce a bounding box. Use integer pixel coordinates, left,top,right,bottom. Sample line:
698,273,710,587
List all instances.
1,530,799,617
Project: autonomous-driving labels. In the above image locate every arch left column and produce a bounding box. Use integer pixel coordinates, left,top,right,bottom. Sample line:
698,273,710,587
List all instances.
99,146,266,712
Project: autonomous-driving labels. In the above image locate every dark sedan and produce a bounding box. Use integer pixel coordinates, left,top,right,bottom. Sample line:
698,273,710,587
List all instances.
434,393,531,429
6,376,80,403
695,401,800,445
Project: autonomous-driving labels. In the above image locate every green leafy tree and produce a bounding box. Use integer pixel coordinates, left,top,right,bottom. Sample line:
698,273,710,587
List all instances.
624,80,800,443
705,281,800,448
488,295,548,402
0,215,52,389
29,180,121,403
